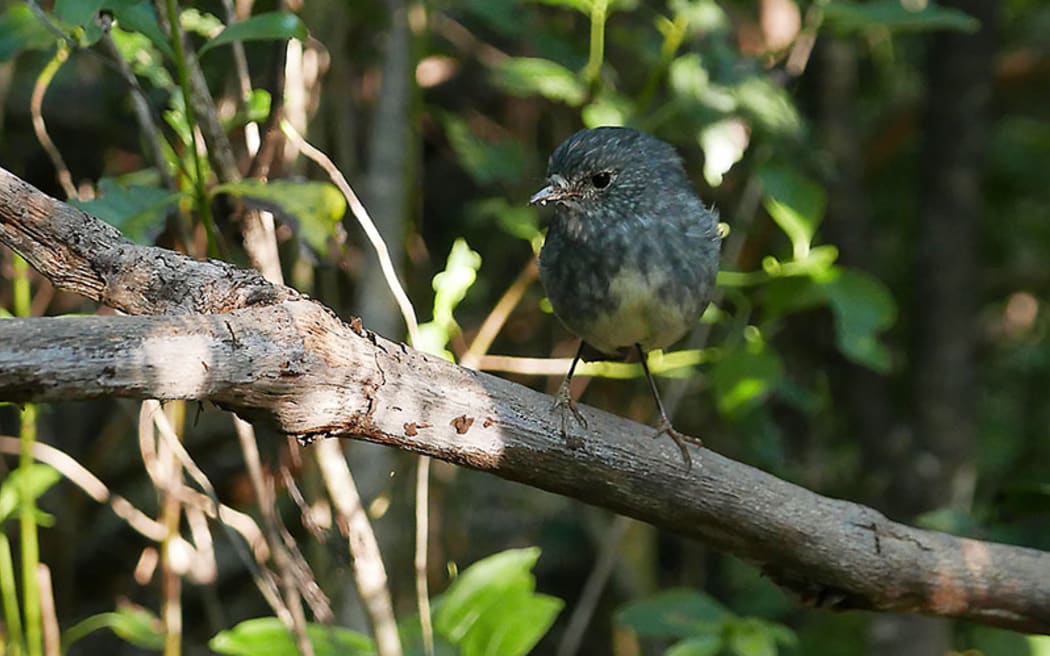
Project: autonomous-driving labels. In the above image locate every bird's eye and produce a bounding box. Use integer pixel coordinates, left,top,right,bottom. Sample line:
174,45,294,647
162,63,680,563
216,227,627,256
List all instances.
590,171,612,189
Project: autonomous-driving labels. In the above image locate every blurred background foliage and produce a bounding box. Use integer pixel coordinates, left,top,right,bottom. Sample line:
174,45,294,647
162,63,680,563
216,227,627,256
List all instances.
0,0,1049,654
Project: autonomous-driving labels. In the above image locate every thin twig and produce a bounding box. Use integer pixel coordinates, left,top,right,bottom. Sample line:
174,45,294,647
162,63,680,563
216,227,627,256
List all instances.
415,455,434,656
459,259,538,369
30,45,77,200
36,564,59,656
281,120,421,345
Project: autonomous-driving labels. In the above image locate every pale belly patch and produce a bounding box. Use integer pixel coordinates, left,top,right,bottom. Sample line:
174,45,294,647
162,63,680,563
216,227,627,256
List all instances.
572,268,693,354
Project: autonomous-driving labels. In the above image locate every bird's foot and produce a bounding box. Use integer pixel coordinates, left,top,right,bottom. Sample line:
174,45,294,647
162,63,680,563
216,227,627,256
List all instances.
552,379,587,449
651,419,702,470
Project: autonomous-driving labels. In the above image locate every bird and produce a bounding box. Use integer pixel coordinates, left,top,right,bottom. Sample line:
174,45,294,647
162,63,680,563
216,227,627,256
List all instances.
529,126,721,467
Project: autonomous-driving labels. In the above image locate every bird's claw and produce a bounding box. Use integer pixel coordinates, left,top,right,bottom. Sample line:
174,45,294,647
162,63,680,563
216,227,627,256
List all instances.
552,379,587,448
652,419,702,470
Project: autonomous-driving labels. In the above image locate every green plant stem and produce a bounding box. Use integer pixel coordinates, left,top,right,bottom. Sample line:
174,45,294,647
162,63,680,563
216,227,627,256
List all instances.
584,0,608,86
163,0,220,257
12,255,41,656
0,533,25,655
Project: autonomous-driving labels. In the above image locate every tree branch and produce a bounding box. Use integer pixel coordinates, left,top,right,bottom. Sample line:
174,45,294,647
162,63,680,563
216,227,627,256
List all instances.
1,166,1049,634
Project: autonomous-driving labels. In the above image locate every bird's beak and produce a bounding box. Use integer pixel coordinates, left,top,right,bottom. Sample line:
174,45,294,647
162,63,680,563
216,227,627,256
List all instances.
529,183,564,207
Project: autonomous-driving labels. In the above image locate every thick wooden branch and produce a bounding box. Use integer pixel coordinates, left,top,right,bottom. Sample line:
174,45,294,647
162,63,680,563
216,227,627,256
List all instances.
2,166,1049,634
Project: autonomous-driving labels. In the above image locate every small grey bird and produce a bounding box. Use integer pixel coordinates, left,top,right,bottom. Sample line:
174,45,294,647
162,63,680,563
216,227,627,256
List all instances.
530,126,721,466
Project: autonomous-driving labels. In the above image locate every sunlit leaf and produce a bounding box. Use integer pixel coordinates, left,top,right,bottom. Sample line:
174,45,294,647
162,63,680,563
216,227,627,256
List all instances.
726,618,777,656
491,57,586,106
198,12,307,56
416,239,482,359
823,0,980,35
617,588,730,639
209,617,374,656
71,179,183,245
732,77,801,136
212,180,346,255
698,118,749,186
434,547,561,654
757,164,826,260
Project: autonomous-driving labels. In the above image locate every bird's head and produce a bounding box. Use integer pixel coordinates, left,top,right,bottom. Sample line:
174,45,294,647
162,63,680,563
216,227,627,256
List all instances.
528,126,687,219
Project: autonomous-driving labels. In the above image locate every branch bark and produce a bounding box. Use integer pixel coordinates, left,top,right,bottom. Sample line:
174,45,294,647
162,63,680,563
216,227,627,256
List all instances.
2,166,1049,635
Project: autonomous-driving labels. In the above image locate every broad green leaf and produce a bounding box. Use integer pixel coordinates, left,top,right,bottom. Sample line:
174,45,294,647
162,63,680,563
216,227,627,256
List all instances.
209,617,375,656
435,548,546,643
0,5,58,61
757,164,826,260
55,0,104,26
582,93,630,128
491,57,586,106
726,618,777,656
668,54,711,101
616,588,730,639
820,269,896,373
442,114,527,186
670,0,730,35
458,588,562,656
199,12,307,56
1029,635,1050,656
710,343,784,417
733,76,801,136
0,464,62,523
62,605,165,651
667,635,722,656
108,0,175,59
212,180,346,255
823,0,979,35
71,179,182,245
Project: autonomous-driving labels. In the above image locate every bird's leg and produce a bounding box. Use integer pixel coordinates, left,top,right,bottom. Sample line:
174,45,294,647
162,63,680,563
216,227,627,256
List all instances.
553,340,588,447
637,344,702,469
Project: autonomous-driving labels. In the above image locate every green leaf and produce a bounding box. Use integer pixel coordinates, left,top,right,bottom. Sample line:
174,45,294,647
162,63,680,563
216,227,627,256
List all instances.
209,617,375,656
0,465,62,523
823,0,980,35
212,180,346,255
0,5,58,61
726,618,777,656
459,590,562,656
820,269,896,373
757,164,826,260
710,343,784,417
55,0,105,26
732,77,802,136
62,605,165,651
616,588,730,639
491,57,586,106
199,12,307,56
71,179,182,245
442,114,527,186
107,0,175,60
666,635,723,656
416,239,483,358
435,547,561,655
